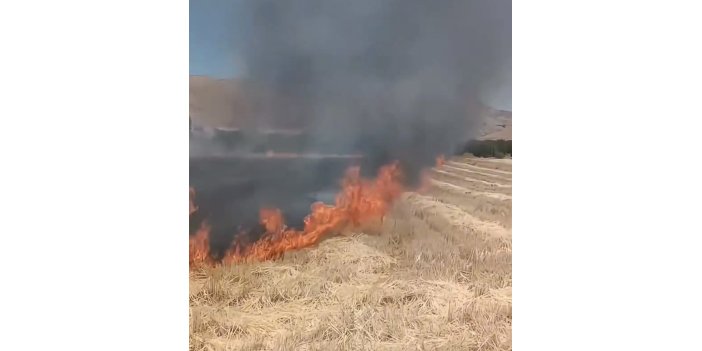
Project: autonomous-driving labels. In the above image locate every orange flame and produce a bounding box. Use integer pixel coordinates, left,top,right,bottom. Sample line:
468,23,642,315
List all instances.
187,161,405,266
436,155,445,168
259,208,285,233
189,187,211,267
223,161,404,263
189,222,211,268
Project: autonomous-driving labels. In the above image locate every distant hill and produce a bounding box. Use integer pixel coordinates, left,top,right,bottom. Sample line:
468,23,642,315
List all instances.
189,76,254,128
477,107,511,141
190,76,307,130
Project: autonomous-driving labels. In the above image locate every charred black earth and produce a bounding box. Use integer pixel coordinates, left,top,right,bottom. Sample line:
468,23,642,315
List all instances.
189,126,452,257
189,128,366,257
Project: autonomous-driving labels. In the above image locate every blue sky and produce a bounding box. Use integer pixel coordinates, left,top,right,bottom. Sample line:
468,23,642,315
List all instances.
189,0,244,77
190,0,511,110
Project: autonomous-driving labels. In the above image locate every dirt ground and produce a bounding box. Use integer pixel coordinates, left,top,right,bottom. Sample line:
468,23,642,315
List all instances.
190,155,512,351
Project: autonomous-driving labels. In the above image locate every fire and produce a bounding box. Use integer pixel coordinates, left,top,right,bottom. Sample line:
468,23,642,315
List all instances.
436,155,445,168
259,208,285,233
189,187,211,267
189,222,211,267
189,161,405,266
224,161,404,263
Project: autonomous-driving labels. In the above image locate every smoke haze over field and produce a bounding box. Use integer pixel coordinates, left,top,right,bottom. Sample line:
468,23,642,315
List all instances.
190,0,511,246
236,0,511,172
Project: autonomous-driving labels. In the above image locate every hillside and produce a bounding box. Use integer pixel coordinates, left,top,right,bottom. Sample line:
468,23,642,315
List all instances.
189,76,254,128
189,76,308,130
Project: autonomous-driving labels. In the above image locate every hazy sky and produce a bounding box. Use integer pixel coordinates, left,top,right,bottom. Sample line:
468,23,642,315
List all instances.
481,59,512,110
189,0,511,110
190,0,245,77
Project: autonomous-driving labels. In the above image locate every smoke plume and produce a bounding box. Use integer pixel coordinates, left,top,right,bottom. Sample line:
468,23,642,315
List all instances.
190,0,511,254
239,0,511,173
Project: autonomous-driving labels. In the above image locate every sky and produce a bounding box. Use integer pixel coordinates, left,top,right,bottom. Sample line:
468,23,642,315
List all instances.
189,0,245,78
189,0,511,111
481,59,512,111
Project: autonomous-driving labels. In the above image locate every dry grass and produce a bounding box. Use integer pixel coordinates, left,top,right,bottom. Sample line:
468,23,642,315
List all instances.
190,156,512,351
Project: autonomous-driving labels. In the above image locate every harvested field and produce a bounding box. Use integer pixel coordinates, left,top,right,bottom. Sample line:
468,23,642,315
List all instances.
190,155,512,351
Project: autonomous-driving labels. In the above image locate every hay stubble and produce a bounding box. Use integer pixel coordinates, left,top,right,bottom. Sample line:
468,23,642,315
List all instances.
190,156,512,351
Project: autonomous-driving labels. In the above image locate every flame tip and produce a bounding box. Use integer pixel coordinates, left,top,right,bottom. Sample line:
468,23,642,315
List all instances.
190,159,418,267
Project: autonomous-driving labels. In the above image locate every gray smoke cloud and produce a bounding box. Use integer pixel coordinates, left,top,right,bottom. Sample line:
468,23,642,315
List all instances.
190,0,511,248
238,0,511,174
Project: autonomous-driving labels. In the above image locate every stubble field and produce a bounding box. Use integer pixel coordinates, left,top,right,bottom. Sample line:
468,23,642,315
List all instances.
190,155,512,351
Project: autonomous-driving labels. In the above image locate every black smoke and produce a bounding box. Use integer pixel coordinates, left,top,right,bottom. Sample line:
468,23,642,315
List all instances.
239,0,511,174
190,0,511,252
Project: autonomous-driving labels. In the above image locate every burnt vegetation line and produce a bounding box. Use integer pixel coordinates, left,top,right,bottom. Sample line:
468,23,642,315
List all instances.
459,140,512,159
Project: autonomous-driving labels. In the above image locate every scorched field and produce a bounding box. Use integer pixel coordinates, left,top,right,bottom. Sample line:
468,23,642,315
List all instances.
189,154,512,351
